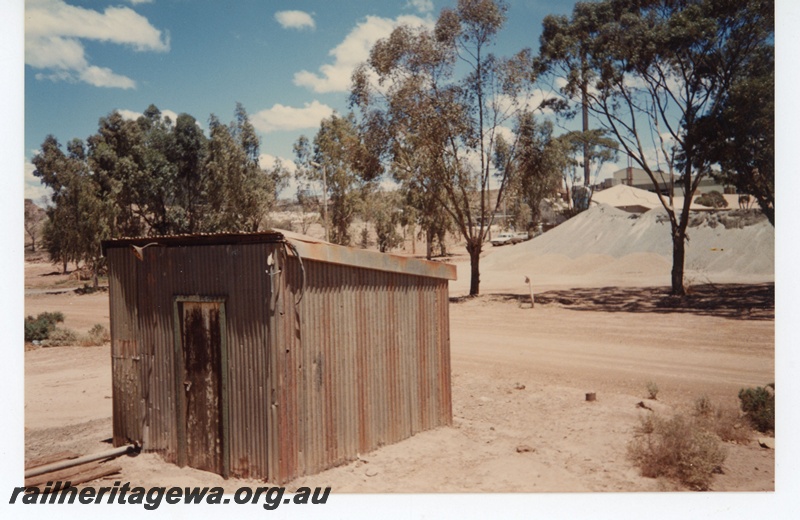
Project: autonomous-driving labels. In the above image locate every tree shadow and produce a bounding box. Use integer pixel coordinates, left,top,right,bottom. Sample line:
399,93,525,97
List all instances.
451,283,774,321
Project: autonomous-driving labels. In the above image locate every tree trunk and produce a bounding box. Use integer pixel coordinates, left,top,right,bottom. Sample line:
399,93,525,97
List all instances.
467,239,481,296
581,74,591,187
670,227,686,296
426,228,434,260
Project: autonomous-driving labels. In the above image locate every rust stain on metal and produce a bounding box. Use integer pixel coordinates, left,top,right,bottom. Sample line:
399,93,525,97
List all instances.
105,233,454,484
181,302,223,475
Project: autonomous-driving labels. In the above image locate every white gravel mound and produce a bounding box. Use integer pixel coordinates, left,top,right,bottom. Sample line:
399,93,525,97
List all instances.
481,204,773,284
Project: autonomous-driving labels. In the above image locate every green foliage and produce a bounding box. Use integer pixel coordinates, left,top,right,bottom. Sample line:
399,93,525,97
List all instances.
692,3,774,225
35,135,112,277
351,0,544,294
294,113,380,246
374,209,403,254
497,116,588,225
24,312,65,342
694,191,728,209
628,414,727,491
738,384,775,433
33,103,288,275
538,0,773,296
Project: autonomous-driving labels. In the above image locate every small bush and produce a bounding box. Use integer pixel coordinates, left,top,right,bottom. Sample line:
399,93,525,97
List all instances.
628,414,727,491
738,384,774,433
81,323,111,347
710,405,752,444
24,312,65,341
694,190,728,208
43,327,78,347
646,381,659,400
694,395,713,417
693,395,751,444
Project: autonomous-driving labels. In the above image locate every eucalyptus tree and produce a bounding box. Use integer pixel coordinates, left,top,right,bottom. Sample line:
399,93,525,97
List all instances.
539,0,773,295
86,110,148,237
351,0,544,295
169,112,208,233
695,41,774,225
205,104,284,232
294,113,383,245
133,105,181,235
24,199,45,252
34,136,113,283
401,172,454,259
559,128,618,210
495,114,565,226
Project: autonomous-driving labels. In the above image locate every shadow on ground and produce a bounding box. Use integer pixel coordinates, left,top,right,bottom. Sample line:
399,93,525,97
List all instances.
451,283,774,321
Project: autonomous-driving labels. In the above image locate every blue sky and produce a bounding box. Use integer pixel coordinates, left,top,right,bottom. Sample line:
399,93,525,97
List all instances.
23,0,580,202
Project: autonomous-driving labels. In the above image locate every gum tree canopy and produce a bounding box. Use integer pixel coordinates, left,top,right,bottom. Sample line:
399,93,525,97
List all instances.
539,0,773,295
351,0,546,296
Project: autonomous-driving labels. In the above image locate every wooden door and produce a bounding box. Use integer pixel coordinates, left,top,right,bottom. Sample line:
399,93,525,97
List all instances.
178,300,225,475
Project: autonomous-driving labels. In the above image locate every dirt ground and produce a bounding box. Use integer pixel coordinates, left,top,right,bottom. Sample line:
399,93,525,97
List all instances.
20,245,777,500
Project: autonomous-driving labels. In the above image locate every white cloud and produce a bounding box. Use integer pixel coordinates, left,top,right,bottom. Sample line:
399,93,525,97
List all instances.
293,14,432,93
80,65,137,89
25,0,169,89
275,10,316,31
118,109,143,121
259,153,297,174
128,0,154,4
252,101,335,133
406,0,434,14
259,154,300,199
118,108,181,124
493,125,515,145
25,161,52,203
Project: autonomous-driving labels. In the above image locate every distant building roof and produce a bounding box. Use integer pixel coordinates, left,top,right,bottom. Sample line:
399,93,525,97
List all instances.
591,184,740,213
591,184,662,212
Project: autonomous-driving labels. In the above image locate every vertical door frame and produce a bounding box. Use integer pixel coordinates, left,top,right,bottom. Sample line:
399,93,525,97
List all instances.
173,295,230,478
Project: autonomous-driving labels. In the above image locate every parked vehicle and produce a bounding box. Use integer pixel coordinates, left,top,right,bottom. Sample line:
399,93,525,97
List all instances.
490,233,521,246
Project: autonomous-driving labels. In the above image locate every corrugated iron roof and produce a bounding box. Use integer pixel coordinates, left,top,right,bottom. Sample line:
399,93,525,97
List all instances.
102,229,457,280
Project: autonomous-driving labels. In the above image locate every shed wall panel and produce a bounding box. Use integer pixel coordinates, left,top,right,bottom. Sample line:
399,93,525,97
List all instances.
272,256,452,482
115,244,276,477
108,247,142,446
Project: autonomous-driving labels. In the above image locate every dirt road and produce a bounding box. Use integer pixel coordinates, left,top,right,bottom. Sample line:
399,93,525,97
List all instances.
22,254,774,492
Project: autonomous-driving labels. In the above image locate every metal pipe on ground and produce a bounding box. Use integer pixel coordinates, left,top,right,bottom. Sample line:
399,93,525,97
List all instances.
25,445,137,479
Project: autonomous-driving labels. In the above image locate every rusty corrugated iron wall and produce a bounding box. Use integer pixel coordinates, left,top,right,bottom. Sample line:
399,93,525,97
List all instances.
271,254,452,482
108,247,141,447
105,233,453,483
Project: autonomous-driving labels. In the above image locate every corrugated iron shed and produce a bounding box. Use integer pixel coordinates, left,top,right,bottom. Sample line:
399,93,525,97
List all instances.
102,230,455,483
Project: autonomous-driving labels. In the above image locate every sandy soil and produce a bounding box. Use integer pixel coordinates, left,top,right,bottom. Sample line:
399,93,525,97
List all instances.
21,242,775,494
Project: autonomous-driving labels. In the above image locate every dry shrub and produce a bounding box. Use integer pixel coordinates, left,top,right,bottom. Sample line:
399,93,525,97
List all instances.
43,328,78,347
646,381,659,400
693,395,751,444
78,324,111,346
41,324,110,347
711,406,752,444
628,413,727,491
